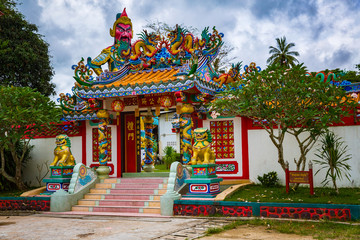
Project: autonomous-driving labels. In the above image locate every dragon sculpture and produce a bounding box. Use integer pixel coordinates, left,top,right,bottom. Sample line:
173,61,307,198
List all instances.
211,62,242,87
191,128,216,165
142,114,155,171
130,30,161,60
50,134,76,167
179,104,194,165
167,24,185,55
97,110,110,165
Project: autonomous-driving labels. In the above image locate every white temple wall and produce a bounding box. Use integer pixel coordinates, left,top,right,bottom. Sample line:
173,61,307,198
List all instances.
25,136,82,187
158,114,179,158
248,125,360,187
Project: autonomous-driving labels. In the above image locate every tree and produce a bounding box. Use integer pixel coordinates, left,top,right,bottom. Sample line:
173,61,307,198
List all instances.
209,64,356,173
0,0,56,97
267,36,299,67
0,86,62,190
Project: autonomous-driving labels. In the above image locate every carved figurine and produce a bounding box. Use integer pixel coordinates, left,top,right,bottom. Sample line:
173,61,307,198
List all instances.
180,104,194,164
88,8,133,75
211,62,242,87
191,128,216,165
50,134,76,166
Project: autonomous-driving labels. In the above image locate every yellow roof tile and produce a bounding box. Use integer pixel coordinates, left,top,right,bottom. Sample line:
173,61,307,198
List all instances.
101,68,180,88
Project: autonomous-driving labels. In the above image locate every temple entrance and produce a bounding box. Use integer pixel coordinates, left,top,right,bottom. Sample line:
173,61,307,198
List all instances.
122,112,138,173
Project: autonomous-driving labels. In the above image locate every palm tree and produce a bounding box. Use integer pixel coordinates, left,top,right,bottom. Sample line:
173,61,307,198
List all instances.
267,36,300,67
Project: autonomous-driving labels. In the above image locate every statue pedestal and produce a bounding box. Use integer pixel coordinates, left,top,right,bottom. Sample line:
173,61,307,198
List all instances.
96,165,111,180
183,164,222,198
42,166,74,194
143,164,155,172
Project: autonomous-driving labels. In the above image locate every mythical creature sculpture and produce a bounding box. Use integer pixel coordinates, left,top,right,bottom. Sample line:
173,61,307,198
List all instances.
97,110,110,165
211,62,242,87
191,128,216,165
179,104,194,164
142,114,155,172
50,134,76,167
130,30,160,60
167,24,184,55
88,8,133,75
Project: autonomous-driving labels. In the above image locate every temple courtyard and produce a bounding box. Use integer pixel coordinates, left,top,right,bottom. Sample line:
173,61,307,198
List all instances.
0,214,322,240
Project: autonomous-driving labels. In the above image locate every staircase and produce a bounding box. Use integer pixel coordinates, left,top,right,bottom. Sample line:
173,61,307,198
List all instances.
72,177,167,215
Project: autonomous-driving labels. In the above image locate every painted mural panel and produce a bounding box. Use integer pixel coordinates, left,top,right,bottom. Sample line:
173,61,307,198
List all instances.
204,117,243,180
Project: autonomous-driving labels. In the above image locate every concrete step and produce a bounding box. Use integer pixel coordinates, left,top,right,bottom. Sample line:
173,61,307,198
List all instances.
83,193,161,201
78,199,160,207
73,177,167,216
72,205,161,214
103,177,167,184
89,188,167,195
95,183,167,189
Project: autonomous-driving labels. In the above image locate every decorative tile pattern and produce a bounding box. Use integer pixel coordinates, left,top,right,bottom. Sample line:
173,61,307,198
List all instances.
92,128,112,162
174,204,252,217
210,120,234,159
260,206,351,221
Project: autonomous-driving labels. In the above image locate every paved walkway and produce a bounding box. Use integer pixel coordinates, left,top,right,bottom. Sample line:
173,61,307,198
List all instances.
0,213,231,240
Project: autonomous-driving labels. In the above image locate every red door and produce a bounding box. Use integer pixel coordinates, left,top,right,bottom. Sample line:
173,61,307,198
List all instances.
124,113,137,172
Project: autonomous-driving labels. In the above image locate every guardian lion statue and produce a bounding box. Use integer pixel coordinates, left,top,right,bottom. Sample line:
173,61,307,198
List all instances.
191,128,216,165
50,134,76,167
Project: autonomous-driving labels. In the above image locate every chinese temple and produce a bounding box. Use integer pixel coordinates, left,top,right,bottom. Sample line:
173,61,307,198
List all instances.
58,8,250,181
57,8,360,183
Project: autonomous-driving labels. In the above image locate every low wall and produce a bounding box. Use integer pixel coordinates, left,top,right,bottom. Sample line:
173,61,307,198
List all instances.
0,197,50,211
174,200,359,221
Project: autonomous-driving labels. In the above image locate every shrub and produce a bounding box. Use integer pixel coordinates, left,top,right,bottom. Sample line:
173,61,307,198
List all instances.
257,171,279,187
314,131,352,194
163,146,179,169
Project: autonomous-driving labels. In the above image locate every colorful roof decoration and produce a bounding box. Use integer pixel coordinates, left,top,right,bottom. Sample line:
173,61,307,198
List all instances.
59,8,229,120
58,8,359,122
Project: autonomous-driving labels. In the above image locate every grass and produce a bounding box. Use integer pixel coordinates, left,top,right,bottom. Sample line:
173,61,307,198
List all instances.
225,184,360,205
0,189,26,197
205,218,360,240
153,164,170,172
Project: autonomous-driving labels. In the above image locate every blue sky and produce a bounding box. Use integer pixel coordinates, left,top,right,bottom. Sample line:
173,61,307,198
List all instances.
17,0,360,98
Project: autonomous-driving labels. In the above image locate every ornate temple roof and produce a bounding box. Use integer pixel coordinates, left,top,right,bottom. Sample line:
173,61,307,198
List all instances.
58,9,228,121
59,9,359,122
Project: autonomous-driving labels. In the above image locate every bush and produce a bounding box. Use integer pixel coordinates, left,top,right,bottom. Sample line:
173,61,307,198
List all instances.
163,146,179,169
314,131,352,194
257,171,279,187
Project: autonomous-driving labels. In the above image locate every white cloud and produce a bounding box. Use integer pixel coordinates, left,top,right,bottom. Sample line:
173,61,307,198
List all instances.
18,0,360,98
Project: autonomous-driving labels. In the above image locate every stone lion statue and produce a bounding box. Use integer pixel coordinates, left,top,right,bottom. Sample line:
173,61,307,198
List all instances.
50,134,76,167
191,128,216,165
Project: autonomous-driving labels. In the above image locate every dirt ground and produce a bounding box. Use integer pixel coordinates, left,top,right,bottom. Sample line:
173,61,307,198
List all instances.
200,224,314,240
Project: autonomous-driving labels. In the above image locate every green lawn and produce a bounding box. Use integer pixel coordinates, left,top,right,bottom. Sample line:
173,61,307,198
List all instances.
225,184,360,205
206,218,360,240
153,164,170,172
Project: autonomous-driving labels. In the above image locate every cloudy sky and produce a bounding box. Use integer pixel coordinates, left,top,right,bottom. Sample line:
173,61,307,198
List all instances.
17,0,360,99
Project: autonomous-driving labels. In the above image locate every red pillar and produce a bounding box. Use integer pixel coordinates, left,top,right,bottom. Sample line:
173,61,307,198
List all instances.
81,121,87,165
241,117,249,179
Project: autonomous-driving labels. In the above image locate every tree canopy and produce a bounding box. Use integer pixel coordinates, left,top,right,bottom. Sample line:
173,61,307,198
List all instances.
209,63,357,172
0,86,62,190
0,0,56,97
267,36,299,67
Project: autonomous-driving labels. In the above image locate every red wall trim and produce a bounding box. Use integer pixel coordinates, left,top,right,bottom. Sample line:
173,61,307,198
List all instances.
246,113,360,130
241,117,250,179
117,117,122,178
81,121,87,165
